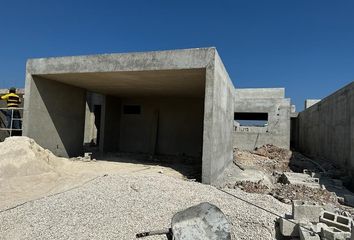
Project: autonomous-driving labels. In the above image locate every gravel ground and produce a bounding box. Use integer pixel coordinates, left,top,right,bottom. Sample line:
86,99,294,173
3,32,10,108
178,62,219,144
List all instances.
0,173,290,240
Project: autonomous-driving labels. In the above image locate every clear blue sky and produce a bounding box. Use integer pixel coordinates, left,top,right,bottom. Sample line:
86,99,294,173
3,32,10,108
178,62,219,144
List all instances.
1,0,353,110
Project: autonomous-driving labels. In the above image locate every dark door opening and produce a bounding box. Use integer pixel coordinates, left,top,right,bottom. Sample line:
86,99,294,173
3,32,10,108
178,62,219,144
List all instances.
94,105,101,146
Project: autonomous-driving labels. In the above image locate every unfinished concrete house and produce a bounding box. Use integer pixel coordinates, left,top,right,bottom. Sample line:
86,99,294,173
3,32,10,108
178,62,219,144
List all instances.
233,88,291,150
23,48,234,184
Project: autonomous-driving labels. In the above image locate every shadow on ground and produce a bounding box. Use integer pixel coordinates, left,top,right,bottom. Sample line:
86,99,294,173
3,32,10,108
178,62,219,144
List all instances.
91,151,202,182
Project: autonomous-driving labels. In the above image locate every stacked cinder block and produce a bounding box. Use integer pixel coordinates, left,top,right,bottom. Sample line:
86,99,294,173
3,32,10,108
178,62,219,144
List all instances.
278,200,352,240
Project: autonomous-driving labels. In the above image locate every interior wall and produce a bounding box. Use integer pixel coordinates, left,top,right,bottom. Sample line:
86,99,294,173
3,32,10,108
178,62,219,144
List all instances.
23,76,86,157
100,97,204,159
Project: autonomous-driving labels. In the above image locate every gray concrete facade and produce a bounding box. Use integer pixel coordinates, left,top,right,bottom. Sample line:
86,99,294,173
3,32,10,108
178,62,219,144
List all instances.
298,82,354,184
23,47,234,185
233,88,291,150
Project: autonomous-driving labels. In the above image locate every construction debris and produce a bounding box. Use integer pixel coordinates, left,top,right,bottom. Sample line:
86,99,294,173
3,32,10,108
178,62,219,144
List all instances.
253,144,292,161
278,201,353,240
229,144,354,239
279,172,320,189
2,137,354,239
293,200,324,223
234,145,322,174
270,184,339,206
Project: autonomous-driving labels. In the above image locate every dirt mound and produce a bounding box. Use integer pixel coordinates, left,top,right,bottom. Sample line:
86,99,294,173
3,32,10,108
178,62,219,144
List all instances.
234,146,292,173
0,137,64,179
270,183,339,206
253,144,292,161
228,181,270,194
234,145,321,173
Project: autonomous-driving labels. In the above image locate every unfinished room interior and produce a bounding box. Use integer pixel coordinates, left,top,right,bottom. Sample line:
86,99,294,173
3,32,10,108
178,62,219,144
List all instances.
23,47,235,185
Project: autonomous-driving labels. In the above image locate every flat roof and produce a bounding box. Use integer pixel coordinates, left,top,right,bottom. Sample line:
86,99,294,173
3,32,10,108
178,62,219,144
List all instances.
27,48,216,97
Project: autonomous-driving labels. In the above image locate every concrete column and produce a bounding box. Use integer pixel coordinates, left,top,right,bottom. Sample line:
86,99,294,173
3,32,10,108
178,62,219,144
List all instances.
102,95,121,152
202,51,234,184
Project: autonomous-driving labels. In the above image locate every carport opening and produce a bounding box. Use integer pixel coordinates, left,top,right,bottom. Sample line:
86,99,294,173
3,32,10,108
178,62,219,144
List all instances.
38,69,206,181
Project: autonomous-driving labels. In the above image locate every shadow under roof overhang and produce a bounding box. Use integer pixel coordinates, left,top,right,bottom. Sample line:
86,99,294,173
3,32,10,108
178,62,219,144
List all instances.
35,69,206,97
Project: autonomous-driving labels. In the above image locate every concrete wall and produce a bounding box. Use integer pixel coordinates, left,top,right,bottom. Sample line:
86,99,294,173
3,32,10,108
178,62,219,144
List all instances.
235,88,285,99
202,50,234,184
233,88,291,150
298,82,354,178
112,97,204,158
23,76,86,157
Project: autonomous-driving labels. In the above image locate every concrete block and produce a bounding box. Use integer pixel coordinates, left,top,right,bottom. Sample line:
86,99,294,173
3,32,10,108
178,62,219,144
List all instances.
299,224,321,240
312,223,329,233
321,226,351,240
279,218,300,237
281,172,320,188
320,211,351,232
293,200,323,223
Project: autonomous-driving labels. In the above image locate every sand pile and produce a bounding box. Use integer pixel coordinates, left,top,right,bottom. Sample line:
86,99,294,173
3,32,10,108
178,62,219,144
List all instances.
0,137,64,179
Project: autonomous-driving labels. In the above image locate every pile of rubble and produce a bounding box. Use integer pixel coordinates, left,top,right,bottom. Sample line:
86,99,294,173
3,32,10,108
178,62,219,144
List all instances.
278,200,353,240
229,180,270,194
254,144,292,161
234,144,321,174
270,184,339,206
231,144,354,222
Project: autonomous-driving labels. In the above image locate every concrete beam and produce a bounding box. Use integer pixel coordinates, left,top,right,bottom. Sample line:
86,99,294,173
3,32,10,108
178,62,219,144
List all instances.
235,88,285,99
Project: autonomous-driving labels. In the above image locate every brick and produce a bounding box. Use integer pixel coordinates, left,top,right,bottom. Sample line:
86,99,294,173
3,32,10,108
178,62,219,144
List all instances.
281,172,320,188
312,223,328,233
320,211,351,232
299,224,321,240
293,200,323,223
321,226,351,240
279,218,300,237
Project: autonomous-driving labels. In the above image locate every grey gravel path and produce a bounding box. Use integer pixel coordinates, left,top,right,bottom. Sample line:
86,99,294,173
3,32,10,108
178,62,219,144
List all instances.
0,173,290,240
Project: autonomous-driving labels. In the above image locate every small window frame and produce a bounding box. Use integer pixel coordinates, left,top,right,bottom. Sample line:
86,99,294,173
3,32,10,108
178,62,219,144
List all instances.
123,105,141,115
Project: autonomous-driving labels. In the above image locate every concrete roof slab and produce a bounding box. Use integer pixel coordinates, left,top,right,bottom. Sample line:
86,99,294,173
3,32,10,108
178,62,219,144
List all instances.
38,69,206,97
27,48,215,75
